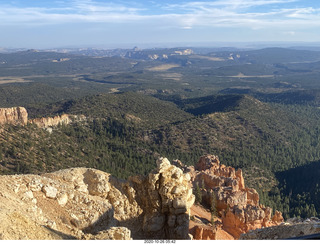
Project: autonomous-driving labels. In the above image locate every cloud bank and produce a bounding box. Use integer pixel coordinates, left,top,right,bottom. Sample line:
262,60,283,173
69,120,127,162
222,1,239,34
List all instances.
1,0,320,47
0,0,319,29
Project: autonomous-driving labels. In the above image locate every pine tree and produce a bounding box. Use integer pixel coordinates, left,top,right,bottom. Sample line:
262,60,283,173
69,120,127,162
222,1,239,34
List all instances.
210,191,218,227
194,182,202,204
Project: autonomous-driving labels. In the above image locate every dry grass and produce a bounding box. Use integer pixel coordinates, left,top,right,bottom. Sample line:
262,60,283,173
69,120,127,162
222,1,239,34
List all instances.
0,77,31,84
159,72,182,81
190,55,225,61
227,73,274,78
146,64,180,71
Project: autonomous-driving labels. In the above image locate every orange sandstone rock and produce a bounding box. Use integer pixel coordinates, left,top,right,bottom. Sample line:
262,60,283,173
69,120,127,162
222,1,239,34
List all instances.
190,155,283,239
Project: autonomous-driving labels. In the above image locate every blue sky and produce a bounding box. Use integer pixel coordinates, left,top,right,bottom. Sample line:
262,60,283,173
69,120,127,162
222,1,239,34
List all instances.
1,0,320,48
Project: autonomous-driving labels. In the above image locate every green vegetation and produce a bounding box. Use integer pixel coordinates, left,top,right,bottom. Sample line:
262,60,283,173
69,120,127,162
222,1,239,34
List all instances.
194,183,202,204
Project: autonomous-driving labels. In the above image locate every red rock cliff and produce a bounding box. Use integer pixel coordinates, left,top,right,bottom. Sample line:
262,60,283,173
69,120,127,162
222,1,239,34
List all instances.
187,155,283,239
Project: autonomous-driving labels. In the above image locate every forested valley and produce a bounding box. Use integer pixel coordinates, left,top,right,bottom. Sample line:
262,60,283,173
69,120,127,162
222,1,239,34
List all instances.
1,47,320,220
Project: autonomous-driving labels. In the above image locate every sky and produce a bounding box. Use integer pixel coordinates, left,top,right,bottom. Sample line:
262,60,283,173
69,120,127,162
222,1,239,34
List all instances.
1,0,320,49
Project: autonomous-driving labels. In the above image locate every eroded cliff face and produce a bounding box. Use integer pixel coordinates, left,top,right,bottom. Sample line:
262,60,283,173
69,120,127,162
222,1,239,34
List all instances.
130,157,195,239
187,155,284,239
0,106,81,129
0,107,28,125
240,217,320,240
30,114,72,128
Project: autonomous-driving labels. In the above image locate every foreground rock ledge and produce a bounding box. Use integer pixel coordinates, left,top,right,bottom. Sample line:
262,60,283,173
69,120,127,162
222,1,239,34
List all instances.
0,157,194,240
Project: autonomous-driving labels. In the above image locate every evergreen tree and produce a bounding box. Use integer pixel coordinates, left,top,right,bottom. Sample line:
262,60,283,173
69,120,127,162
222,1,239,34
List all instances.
194,182,202,204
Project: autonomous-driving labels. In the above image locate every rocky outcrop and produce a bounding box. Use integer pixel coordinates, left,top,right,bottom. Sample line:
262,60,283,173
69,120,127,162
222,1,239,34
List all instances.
130,157,195,239
0,107,84,130
82,227,132,240
192,225,217,240
240,217,320,240
0,107,28,125
30,114,74,128
188,155,283,239
0,157,194,240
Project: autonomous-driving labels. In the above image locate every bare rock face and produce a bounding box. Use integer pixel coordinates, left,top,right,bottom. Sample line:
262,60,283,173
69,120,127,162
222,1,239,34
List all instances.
272,210,284,223
30,114,73,128
130,157,195,239
0,168,137,240
191,155,283,239
0,107,84,130
240,218,320,240
0,107,28,125
192,225,216,240
83,227,132,240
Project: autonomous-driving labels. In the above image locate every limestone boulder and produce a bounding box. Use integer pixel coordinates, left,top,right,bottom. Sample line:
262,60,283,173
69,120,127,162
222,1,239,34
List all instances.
83,169,110,197
42,185,58,199
240,221,320,240
83,227,132,240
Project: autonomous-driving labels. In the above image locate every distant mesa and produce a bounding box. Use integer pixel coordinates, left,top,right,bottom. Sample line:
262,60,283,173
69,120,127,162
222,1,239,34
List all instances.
125,48,194,60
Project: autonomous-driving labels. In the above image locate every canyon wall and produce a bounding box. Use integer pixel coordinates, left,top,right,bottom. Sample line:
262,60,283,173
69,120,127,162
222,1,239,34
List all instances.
0,106,83,129
29,114,73,128
0,107,28,125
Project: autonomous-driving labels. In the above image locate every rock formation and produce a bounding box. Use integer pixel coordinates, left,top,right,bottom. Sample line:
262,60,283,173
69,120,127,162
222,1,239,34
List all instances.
0,107,28,125
0,157,194,240
187,155,283,239
240,217,320,240
0,106,84,130
130,157,195,239
29,114,82,129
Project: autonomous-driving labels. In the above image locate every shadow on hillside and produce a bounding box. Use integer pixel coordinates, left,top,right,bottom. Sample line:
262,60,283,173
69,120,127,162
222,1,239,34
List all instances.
275,160,320,218
179,94,245,116
275,160,320,195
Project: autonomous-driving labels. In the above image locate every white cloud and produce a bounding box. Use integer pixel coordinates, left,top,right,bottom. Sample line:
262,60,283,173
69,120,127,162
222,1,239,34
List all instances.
0,0,320,32
284,31,296,35
164,0,298,11
0,0,148,25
